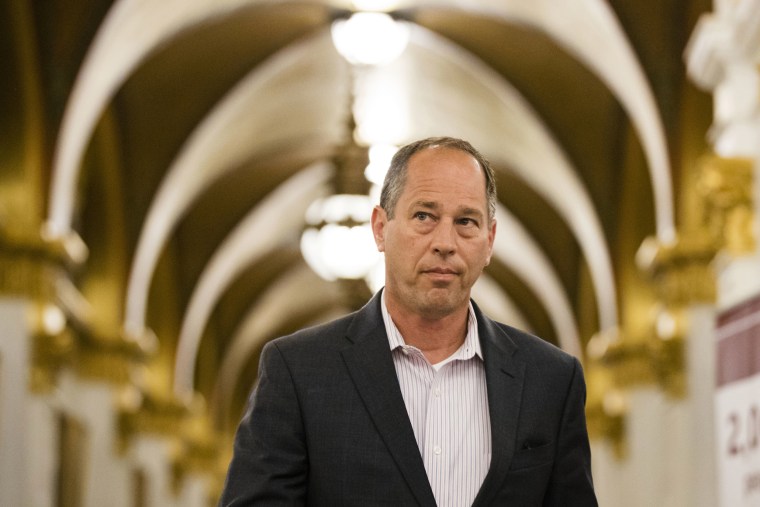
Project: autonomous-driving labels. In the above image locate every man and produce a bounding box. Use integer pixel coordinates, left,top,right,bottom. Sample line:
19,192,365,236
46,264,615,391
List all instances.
219,137,597,506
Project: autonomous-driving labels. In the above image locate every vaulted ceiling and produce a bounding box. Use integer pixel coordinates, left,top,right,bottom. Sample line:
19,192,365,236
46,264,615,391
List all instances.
2,0,712,432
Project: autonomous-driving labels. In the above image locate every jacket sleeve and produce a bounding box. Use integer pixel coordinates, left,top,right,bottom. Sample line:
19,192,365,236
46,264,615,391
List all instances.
218,341,307,506
544,358,598,506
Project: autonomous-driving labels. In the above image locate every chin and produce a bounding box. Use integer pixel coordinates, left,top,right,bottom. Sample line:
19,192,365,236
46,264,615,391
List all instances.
421,291,467,316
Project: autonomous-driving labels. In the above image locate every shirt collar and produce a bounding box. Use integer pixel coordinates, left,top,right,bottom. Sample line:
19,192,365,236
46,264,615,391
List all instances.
380,290,483,361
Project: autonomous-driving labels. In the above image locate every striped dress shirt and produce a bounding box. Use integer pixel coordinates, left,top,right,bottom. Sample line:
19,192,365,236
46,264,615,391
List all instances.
381,293,492,507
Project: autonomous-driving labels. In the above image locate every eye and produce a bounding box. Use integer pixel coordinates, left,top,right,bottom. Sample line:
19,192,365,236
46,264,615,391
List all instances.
413,211,431,221
456,217,478,227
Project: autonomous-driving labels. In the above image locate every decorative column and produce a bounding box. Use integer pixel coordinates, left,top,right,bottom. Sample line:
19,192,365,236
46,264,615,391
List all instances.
682,3,760,505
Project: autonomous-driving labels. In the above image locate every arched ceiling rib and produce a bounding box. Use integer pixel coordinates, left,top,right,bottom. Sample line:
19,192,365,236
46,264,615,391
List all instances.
47,0,331,236
123,30,349,337
493,207,582,358
173,163,332,398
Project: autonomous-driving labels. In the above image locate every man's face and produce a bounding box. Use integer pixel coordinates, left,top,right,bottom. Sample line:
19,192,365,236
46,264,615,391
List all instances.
371,147,496,319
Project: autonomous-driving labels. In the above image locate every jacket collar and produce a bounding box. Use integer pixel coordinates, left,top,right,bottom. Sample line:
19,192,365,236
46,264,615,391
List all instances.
471,301,526,506
340,292,438,507
340,292,526,507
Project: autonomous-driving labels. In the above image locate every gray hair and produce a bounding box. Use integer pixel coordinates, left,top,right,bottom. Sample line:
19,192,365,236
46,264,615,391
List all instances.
379,137,497,221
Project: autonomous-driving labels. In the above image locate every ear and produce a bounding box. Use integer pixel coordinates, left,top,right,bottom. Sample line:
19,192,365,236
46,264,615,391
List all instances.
484,218,497,266
371,206,387,252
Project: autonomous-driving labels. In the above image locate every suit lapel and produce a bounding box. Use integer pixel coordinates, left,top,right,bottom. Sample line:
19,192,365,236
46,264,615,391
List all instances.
340,294,437,507
472,306,526,506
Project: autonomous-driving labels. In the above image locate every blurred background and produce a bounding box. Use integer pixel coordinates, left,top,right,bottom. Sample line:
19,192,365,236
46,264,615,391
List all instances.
2,0,760,505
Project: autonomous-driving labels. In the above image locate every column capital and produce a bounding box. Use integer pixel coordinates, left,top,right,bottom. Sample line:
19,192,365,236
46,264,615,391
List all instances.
637,154,755,306
117,385,196,452
73,326,156,385
0,224,88,299
637,234,718,306
696,154,756,255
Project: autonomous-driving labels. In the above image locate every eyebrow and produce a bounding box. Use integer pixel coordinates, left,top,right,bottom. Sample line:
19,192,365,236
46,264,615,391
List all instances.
413,201,485,219
459,207,484,218
414,201,438,210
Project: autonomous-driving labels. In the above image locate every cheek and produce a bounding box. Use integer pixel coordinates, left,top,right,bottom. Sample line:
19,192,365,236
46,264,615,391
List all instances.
387,237,425,268
466,242,492,269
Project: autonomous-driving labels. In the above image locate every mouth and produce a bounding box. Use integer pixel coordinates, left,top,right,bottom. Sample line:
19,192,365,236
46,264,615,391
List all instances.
426,267,457,274
423,267,459,280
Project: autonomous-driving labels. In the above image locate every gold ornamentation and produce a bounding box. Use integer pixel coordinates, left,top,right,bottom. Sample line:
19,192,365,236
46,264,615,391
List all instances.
118,388,225,497
0,224,88,297
171,408,226,498
696,154,755,255
587,305,686,392
584,353,628,458
27,301,75,391
73,326,156,385
637,234,717,306
0,227,74,300
585,310,686,457
117,385,193,452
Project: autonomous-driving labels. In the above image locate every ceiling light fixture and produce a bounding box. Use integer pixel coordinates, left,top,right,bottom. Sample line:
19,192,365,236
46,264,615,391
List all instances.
300,194,383,281
331,12,410,66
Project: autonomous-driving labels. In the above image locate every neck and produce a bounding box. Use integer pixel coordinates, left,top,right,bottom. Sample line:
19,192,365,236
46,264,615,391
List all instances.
385,296,469,364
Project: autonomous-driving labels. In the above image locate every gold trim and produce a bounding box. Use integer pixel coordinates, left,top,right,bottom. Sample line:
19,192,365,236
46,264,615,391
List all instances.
28,301,75,392
590,313,685,393
117,386,193,453
585,307,687,456
0,226,88,299
73,326,155,384
696,154,755,255
585,357,628,458
637,233,717,306
118,388,227,498
171,409,226,497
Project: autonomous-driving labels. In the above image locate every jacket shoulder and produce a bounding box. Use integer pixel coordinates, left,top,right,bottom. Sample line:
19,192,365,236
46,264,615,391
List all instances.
268,312,356,352
489,318,580,370
269,292,385,353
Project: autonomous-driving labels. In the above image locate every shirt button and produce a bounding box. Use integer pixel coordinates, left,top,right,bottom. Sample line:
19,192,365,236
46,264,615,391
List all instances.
434,446,442,455
434,388,441,397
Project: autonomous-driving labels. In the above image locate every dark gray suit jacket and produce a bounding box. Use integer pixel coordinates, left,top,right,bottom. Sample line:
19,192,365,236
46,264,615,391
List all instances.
219,292,597,506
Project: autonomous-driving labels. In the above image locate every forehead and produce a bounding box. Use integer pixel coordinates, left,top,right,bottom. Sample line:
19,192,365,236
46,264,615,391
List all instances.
400,147,488,208
406,147,485,187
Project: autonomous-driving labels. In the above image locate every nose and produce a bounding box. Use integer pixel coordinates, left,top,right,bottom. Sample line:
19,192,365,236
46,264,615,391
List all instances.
431,221,456,257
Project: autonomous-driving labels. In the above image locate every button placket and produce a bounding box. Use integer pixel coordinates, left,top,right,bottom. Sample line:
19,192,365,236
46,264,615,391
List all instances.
425,365,449,467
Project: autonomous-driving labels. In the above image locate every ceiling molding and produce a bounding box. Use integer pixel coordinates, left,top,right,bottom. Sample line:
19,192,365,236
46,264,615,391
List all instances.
173,162,332,398
123,29,348,337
